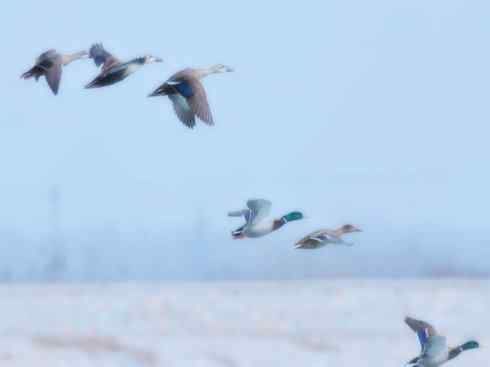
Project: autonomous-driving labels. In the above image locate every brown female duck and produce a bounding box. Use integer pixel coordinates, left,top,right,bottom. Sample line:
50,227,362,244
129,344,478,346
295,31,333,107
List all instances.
295,224,362,249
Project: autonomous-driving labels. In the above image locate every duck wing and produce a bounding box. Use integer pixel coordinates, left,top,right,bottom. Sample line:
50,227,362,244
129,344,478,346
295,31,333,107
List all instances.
89,43,120,72
295,232,324,249
149,78,197,128
150,69,213,127
184,78,213,125
295,230,343,248
228,209,250,218
38,51,62,95
246,199,272,225
228,209,254,227
166,70,214,125
405,317,438,351
169,93,196,128
45,60,62,95
300,230,324,243
22,50,58,80
36,49,58,63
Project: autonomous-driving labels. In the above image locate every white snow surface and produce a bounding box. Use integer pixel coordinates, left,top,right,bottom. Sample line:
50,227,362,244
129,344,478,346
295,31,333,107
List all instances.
0,279,487,366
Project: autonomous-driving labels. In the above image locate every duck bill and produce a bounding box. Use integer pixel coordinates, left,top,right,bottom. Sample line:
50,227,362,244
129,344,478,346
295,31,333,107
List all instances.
153,57,163,63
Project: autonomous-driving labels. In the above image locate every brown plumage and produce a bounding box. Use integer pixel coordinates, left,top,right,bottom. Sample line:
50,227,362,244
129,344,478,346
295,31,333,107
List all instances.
295,224,362,249
21,49,88,95
148,64,233,129
405,317,437,337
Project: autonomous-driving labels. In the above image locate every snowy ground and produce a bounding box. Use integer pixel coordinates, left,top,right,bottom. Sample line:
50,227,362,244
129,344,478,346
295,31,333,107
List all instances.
0,279,487,366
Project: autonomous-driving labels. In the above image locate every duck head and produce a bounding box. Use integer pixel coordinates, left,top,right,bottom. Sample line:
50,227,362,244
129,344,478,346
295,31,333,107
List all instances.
340,224,362,234
142,55,163,64
210,64,234,74
449,340,480,360
461,340,480,351
282,211,304,223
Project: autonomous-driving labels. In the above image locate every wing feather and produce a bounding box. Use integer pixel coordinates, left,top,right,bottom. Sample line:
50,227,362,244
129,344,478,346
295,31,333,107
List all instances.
246,199,272,225
405,317,438,351
186,78,214,125
168,70,214,125
89,43,120,71
169,94,196,128
45,62,62,95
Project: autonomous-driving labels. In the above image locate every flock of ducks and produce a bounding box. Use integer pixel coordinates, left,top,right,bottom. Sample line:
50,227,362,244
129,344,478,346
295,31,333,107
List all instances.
227,199,361,249
226,200,480,366
22,44,233,128
22,45,481,366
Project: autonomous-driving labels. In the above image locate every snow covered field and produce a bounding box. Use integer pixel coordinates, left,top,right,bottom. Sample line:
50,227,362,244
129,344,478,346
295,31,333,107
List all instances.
0,279,487,366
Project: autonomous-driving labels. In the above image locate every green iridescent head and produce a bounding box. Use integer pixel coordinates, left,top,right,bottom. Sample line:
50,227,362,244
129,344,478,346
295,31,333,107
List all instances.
282,211,304,222
461,341,479,351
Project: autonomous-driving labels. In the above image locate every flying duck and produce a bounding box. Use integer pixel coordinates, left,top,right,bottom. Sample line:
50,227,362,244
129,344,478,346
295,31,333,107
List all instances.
85,43,162,88
295,224,362,249
148,64,233,128
21,49,88,95
405,316,479,366
228,199,304,239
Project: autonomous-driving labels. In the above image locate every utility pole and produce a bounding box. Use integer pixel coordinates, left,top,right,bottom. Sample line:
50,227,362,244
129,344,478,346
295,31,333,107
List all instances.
51,186,60,239
45,185,65,280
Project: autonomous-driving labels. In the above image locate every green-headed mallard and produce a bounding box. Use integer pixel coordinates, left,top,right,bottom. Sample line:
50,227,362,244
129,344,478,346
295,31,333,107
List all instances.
85,43,162,88
405,317,479,366
228,199,304,239
22,49,88,95
148,64,233,129
295,224,362,249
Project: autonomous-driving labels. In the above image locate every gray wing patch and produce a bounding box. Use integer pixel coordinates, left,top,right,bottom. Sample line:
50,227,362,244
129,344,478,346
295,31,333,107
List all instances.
45,61,62,95
228,209,249,217
169,94,196,128
246,199,272,225
187,79,214,125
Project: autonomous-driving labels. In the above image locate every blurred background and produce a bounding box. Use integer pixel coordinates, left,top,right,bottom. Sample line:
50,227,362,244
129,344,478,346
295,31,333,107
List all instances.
1,0,489,282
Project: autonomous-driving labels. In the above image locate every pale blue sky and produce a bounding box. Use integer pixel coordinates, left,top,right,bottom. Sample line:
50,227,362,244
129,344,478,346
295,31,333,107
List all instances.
1,1,489,278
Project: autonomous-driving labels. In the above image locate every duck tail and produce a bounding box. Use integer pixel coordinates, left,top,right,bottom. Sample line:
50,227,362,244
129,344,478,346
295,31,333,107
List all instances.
84,78,99,89
21,66,41,80
148,84,172,97
406,356,421,365
231,225,246,239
